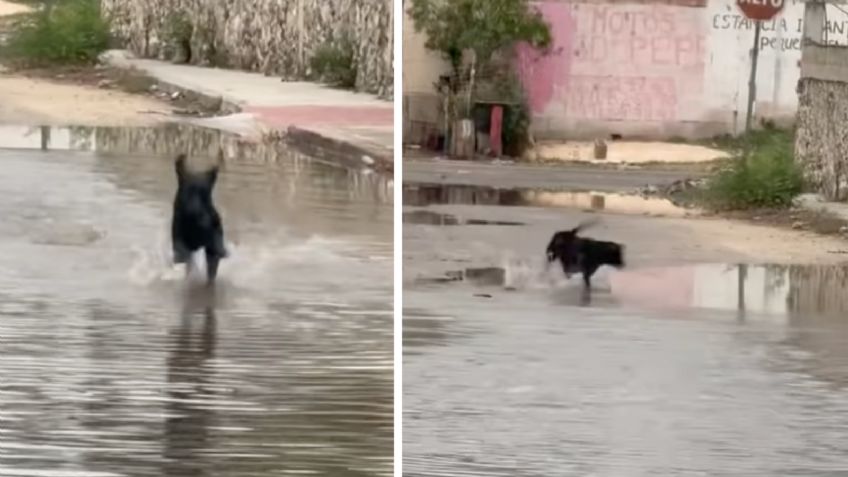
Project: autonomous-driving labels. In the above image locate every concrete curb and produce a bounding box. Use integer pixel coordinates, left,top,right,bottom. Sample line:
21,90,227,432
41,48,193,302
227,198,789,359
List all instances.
100,50,393,177
287,126,393,174
795,193,848,223
153,78,395,177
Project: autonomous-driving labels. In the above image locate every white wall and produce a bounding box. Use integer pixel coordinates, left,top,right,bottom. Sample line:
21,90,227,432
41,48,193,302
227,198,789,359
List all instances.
402,4,451,143
706,0,848,132
402,5,450,95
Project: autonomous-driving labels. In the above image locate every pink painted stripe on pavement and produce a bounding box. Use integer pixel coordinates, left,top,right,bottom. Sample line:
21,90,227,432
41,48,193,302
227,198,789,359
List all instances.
246,106,393,129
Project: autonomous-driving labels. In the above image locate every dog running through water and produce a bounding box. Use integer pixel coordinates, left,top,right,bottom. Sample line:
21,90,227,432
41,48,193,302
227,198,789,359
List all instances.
171,150,228,285
545,218,625,301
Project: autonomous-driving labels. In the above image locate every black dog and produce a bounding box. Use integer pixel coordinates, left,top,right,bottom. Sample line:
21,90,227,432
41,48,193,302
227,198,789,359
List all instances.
171,151,227,284
545,219,625,297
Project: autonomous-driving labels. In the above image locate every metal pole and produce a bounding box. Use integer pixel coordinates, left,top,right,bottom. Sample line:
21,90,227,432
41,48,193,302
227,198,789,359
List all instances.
745,20,762,133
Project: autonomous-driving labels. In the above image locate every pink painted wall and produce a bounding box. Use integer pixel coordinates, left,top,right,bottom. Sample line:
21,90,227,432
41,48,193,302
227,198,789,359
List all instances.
518,1,713,139
403,0,848,141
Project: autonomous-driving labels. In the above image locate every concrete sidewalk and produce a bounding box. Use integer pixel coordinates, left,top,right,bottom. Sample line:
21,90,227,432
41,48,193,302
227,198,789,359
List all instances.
101,50,393,172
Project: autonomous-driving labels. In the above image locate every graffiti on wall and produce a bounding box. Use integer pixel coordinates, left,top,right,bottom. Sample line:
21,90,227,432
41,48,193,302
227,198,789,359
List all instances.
517,2,707,123
712,13,848,51
571,5,706,68
567,76,677,122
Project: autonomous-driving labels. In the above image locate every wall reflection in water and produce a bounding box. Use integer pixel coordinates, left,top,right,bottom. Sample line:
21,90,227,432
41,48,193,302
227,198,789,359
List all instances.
610,263,848,321
0,124,392,206
403,183,693,216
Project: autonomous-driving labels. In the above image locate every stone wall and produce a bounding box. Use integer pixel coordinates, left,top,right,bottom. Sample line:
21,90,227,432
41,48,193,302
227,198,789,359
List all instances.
101,0,393,98
795,78,848,201
796,41,848,201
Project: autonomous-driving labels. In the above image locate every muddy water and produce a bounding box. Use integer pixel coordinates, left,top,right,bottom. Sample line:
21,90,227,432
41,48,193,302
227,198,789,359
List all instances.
404,204,848,476
0,124,393,476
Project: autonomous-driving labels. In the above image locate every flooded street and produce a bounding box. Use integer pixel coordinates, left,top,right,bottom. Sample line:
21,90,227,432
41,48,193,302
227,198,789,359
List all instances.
403,192,848,476
0,125,393,476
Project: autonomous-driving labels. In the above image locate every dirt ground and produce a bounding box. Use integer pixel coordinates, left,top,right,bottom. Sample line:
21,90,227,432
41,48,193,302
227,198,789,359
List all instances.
0,0,183,126
0,0,27,16
405,147,848,266
0,62,228,124
0,73,177,126
530,140,730,164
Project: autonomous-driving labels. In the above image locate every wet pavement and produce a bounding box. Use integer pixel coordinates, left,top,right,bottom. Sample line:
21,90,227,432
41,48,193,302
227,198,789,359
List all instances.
403,196,848,476
404,183,696,217
404,158,707,192
0,124,393,476
403,210,524,227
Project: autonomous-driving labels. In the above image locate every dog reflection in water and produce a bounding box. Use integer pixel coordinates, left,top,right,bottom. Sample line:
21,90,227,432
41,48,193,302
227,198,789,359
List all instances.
163,288,218,475
171,150,228,285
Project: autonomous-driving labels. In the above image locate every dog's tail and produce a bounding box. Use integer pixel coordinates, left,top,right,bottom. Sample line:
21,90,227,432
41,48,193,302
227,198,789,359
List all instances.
572,217,601,234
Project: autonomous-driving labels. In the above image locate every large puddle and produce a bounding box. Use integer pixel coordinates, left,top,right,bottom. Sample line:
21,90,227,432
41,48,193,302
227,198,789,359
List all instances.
404,261,848,476
411,262,848,320
0,123,392,476
404,182,695,217
403,210,525,226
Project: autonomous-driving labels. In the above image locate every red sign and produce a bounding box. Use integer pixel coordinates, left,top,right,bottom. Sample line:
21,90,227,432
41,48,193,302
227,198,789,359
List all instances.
737,0,785,21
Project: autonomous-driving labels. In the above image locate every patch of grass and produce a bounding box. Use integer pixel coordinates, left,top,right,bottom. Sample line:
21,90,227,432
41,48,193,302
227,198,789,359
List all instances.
309,37,356,89
1,0,110,66
703,125,803,210
701,120,794,153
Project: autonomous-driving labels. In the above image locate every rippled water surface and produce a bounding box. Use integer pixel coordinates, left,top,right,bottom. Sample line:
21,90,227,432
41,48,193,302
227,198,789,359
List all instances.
0,125,393,476
404,206,848,477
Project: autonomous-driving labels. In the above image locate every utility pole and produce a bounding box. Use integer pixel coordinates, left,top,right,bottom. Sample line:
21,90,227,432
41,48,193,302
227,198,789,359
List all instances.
735,0,786,133
745,21,761,133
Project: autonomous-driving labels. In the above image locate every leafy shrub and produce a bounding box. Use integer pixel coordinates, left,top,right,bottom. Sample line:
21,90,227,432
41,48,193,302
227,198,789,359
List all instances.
163,11,192,63
2,0,110,66
705,126,803,210
408,0,552,69
309,38,356,88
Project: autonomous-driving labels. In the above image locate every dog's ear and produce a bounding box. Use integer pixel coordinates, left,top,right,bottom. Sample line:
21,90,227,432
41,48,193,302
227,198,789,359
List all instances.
201,149,225,188
205,166,219,189
175,154,188,181
548,231,571,251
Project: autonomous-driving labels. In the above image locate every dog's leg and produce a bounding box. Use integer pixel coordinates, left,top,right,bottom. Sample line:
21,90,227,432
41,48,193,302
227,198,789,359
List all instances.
580,287,592,306
581,263,599,291
210,228,228,259
558,259,573,279
205,249,220,285
185,255,196,277
580,264,598,306
172,239,192,264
